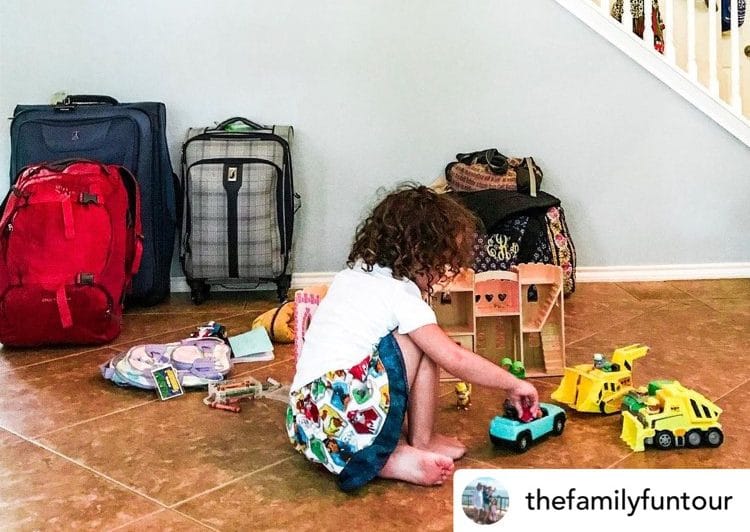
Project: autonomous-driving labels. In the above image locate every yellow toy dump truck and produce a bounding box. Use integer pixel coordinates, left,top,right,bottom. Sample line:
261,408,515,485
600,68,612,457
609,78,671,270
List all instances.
551,344,649,414
620,380,723,452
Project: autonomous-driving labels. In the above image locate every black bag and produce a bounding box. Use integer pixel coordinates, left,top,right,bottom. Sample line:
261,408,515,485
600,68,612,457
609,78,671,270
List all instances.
454,190,577,295
10,95,178,305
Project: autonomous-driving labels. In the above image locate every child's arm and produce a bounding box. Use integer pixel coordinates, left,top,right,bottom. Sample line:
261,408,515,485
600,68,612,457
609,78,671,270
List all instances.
408,323,539,415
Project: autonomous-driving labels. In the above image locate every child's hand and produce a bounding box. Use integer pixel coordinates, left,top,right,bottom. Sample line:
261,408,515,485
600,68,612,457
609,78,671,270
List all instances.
506,379,540,418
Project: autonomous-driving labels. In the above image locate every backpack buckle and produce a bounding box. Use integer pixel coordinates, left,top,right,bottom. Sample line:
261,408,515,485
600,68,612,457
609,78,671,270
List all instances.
79,192,99,205
76,273,95,285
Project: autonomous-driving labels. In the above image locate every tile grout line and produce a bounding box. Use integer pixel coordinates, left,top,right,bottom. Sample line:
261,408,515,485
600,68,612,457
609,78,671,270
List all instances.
108,310,254,349
0,346,122,374
33,399,160,439
712,378,749,403
169,456,294,508
606,453,635,469
0,424,174,509
106,508,219,532
0,309,254,375
565,300,672,348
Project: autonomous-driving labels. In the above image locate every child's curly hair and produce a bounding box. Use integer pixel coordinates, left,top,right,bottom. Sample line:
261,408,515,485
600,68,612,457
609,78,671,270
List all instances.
347,183,480,293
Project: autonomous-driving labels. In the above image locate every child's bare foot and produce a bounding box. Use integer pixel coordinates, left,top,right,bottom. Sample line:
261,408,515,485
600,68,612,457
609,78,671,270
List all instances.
379,443,454,486
422,433,467,460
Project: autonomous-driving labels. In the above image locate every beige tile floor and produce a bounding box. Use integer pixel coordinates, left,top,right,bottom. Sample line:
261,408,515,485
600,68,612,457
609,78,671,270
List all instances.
1,280,748,531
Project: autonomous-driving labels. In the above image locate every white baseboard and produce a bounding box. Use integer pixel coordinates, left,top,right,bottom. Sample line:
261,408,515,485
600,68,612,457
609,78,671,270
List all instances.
576,263,750,283
170,263,750,292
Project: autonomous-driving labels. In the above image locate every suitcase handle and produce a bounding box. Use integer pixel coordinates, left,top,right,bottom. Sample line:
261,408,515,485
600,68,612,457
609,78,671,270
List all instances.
213,117,268,131
62,94,119,106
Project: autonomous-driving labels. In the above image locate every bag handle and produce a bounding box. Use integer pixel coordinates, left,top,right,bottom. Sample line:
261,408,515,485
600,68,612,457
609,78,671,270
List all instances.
61,94,119,106
455,149,509,175
23,159,112,178
213,117,268,131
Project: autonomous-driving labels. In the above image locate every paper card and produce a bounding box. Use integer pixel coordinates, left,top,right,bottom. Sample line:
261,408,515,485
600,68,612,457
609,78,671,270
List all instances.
151,364,184,400
228,327,274,359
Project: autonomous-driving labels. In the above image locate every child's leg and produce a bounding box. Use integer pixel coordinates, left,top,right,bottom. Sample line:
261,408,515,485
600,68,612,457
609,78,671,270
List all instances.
394,333,466,459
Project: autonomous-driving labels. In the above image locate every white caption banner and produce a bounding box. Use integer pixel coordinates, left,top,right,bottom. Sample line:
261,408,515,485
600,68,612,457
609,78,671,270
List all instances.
454,468,748,531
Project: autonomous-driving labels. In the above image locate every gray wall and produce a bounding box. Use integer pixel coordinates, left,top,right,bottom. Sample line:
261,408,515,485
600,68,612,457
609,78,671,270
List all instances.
1,0,748,272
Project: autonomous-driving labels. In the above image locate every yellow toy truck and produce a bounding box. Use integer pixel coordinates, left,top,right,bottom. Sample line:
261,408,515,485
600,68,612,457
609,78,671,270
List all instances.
620,380,724,451
551,344,649,414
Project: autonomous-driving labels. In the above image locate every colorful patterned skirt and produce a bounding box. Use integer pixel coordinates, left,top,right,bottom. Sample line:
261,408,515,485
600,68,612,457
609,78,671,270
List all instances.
286,333,408,491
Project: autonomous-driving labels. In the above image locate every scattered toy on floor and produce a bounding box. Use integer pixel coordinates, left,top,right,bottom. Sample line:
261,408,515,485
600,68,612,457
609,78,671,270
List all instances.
252,301,295,343
501,357,526,379
551,344,649,414
203,376,282,413
620,380,724,452
489,401,566,453
455,381,472,410
192,321,228,341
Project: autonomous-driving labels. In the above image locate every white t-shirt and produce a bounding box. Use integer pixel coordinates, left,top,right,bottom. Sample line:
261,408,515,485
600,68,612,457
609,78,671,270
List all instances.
291,262,437,391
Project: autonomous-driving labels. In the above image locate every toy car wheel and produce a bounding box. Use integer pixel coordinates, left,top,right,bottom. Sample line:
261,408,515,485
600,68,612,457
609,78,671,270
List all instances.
515,431,532,453
655,430,674,449
685,429,703,448
552,413,566,435
704,428,724,448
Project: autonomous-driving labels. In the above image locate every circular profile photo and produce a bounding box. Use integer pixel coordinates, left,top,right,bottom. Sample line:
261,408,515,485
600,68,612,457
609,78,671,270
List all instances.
461,476,509,525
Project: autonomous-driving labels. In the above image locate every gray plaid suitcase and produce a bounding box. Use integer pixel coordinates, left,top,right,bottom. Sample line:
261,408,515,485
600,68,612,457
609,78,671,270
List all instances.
180,117,295,303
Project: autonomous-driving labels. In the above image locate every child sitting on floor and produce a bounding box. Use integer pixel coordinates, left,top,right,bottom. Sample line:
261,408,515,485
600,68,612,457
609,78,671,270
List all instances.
286,183,540,491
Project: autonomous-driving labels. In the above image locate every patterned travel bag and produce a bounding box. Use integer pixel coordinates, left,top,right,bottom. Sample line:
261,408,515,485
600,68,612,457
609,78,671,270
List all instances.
454,189,577,296
180,117,296,304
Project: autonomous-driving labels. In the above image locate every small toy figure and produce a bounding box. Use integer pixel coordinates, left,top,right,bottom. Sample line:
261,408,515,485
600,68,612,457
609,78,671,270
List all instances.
192,321,228,341
455,381,472,410
501,357,526,379
644,396,662,414
503,399,539,423
592,353,619,372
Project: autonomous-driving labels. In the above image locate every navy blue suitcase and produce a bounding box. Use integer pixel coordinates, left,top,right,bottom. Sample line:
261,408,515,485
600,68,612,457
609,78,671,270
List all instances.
10,95,178,305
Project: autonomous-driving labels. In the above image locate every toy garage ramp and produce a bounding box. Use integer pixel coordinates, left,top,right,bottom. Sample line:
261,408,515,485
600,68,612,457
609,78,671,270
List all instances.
551,344,649,413
517,264,565,376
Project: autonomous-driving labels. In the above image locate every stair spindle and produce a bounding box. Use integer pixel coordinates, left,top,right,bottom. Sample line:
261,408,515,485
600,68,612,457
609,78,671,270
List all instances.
708,0,719,96
664,0,676,63
687,0,698,79
644,0,655,49
731,0,743,112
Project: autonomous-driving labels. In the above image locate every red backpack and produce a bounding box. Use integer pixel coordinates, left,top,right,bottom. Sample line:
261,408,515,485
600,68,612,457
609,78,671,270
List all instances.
0,160,143,346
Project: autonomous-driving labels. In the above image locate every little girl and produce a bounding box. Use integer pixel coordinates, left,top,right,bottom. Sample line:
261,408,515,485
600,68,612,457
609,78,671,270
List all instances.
286,184,539,491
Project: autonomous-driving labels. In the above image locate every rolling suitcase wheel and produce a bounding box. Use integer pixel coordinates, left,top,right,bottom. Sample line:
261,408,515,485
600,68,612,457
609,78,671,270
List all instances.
276,275,292,303
190,281,210,305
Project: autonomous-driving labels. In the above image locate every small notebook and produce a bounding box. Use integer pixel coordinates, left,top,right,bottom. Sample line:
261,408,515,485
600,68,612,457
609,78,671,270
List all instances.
228,327,275,363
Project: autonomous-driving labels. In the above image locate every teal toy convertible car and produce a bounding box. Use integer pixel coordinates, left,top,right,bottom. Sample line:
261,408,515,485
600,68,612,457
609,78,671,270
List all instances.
489,402,566,452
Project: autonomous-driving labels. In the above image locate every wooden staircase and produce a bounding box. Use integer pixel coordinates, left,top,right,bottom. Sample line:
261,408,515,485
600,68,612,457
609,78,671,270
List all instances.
555,0,750,147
